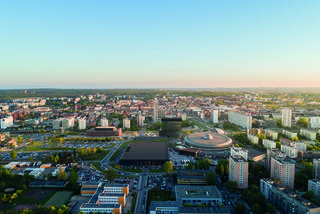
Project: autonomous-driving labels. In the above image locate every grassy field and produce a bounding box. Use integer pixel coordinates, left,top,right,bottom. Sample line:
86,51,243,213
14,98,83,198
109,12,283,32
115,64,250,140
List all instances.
109,149,121,161
81,150,110,161
43,191,73,207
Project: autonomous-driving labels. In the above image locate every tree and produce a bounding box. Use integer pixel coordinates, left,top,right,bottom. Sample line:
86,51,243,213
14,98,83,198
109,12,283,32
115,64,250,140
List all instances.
235,202,246,214
206,171,217,185
276,141,281,149
17,136,23,144
56,166,67,180
297,118,308,128
11,150,17,159
185,130,191,135
104,168,118,183
59,137,64,147
67,169,79,188
28,155,33,161
267,203,275,214
164,161,173,175
251,204,262,214
225,180,238,192
220,164,224,176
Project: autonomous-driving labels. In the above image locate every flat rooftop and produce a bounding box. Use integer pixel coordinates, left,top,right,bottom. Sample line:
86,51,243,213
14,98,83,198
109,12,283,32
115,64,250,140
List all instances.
120,141,169,161
81,203,121,208
175,185,221,199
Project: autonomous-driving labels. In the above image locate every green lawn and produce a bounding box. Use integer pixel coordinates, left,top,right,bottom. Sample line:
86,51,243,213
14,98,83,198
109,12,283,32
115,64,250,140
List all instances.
109,149,121,161
92,162,104,172
43,191,73,207
81,150,110,161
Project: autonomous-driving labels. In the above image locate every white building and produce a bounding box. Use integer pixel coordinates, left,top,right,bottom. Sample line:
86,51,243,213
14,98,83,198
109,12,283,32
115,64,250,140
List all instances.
309,117,320,129
0,116,13,129
137,115,144,127
282,129,297,139
248,134,259,144
263,139,276,149
212,109,219,123
228,111,252,129
308,179,320,199
101,118,108,127
292,141,306,153
61,118,74,130
153,98,158,123
281,144,297,158
281,108,292,128
300,129,317,140
264,129,278,141
79,118,86,130
231,147,248,161
123,118,130,130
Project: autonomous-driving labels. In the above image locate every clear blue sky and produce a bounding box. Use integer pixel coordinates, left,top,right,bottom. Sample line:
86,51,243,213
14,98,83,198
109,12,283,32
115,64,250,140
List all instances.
1,0,320,89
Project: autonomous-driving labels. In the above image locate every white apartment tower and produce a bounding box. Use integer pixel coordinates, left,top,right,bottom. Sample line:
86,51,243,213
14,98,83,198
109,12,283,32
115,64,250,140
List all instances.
212,109,219,123
101,118,108,127
153,98,159,123
281,108,292,128
123,118,130,130
79,118,86,130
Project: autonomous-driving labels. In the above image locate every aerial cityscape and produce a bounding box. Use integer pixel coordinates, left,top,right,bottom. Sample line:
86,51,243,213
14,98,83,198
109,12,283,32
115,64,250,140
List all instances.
1,1,320,214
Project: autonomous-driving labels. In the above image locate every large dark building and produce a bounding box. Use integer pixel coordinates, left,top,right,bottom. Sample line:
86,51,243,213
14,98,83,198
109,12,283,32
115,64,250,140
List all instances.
159,118,182,138
86,127,122,137
177,169,209,185
119,141,169,166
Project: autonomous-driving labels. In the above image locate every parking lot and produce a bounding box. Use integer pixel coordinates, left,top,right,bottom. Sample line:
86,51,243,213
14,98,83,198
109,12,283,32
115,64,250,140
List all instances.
168,150,195,168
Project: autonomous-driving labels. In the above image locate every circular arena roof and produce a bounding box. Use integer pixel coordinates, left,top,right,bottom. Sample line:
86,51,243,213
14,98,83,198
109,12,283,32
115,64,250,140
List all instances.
184,131,232,151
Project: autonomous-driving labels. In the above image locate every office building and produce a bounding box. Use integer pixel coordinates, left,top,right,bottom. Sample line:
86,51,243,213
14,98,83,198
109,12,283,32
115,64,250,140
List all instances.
300,129,317,140
229,155,248,189
309,117,320,129
270,158,295,189
101,118,108,127
149,201,179,214
79,118,86,130
159,118,182,138
123,118,130,130
177,169,208,185
211,109,219,123
281,108,292,128
86,127,122,137
228,111,252,129
261,179,320,214
308,179,320,199
153,98,158,123
175,185,222,207
263,139,276,149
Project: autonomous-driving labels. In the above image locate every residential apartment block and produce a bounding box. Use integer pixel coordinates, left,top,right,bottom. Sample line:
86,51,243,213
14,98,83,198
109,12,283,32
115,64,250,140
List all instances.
300,128,317,140
228,111,252,129
281,108,292,128
263,139,276,149
270,158,295,189
229,155,248,189
264,129,278,141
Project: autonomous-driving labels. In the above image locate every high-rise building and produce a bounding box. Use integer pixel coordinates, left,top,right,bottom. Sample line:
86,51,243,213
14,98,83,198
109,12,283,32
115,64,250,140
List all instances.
212,109,219,123
231,147,248,160
79,118,86,130
159,118,182,138
123,118,130,130
101,118,108,127
137,115,144,127
308,179,320,199
228,111,252,129
153,98,158,123
261,178,320,214
262,139,276,150
229,155,248,189
270,158,295,188
281,108,292,128
313,159,320,180
308,117,320,129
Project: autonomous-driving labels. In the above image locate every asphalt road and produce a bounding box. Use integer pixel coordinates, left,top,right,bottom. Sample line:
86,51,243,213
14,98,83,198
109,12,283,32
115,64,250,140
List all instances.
134,168,149,214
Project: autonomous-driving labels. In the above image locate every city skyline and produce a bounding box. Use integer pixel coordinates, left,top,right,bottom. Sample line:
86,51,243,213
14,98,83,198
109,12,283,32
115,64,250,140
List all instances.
1,0,320,88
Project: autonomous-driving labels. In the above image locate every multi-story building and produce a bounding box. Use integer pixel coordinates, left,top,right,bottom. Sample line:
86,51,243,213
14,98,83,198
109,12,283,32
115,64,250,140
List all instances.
267,149,287,170
123,118,130,130
280,138,292,146
263,139,276,149
231,147,248,160
228,111,252,129
264,129,278,140
308,179,320,199
247,134,258,144
137,115,144,127
247,128,263,136
282,130,297,139
153,98,158,123
300,128,317,140
281,108,292,128
86,127,122,137
313,159,320,180
159,118,182,138
177,169,208,185
0,115,13,129
149,201,179,214
309,117,320,129
281,144,297,158
229,155,248,189
61,118,74,130
270,158,295,188
211,109,219,123
101,118,108,127
79,118,86,130
292,141,307,153
261,178,320,214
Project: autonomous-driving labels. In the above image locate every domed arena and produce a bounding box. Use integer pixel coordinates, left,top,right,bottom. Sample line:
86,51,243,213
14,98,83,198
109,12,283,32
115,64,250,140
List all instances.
184,131,232,151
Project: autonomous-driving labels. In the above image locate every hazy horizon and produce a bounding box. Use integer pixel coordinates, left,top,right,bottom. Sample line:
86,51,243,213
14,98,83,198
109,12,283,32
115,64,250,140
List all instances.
1,0,320,88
